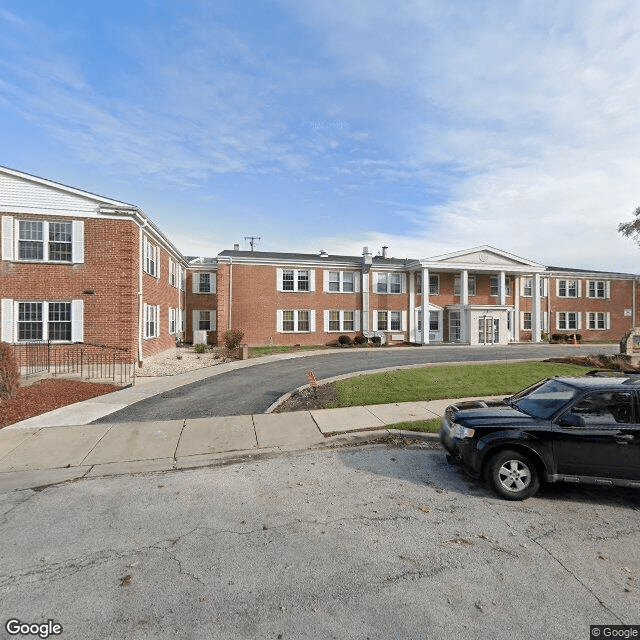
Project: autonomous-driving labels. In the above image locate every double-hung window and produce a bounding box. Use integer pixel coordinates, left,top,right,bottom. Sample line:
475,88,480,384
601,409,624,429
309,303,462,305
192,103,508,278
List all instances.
169,308,178,334
490,277,511,296
2,217,83,263
557,312,579,330
326,271,357,293
523,312,532,330
5,300,83,343
587,280,609,299
558,279,578,298
325,310,357,332
415,274,439,295
375,310,403,331
143,237,159,277
278,269,314,292
169,259,181,288
144,303,160,338
278,309,314,332
192,272,216,294
454,275,476,296
376,273,402,293
587,312,609,330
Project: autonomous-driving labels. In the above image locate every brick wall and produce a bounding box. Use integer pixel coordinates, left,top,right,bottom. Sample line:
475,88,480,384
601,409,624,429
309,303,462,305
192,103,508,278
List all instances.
1,216,139,359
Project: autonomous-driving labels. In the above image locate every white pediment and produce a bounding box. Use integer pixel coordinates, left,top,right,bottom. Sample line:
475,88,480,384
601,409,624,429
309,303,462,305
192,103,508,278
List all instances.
425,246,544,270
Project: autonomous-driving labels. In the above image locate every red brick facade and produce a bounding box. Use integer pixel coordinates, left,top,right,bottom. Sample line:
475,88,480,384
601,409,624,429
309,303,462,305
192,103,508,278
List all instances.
1,168,638,357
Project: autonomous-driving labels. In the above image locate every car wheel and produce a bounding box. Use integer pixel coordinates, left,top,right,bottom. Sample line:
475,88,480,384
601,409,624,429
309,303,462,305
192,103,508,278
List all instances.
486,450,540,500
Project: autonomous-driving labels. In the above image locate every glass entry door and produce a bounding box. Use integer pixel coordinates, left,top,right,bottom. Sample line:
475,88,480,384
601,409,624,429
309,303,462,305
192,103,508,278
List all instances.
479,316,499,344
449,311,462,342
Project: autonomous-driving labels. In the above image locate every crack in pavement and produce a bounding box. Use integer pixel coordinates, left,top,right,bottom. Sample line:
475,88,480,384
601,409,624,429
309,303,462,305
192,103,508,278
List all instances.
484,499,625,624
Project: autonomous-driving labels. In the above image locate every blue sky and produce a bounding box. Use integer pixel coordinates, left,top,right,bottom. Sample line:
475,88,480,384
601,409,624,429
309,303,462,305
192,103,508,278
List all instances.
2,0,640,271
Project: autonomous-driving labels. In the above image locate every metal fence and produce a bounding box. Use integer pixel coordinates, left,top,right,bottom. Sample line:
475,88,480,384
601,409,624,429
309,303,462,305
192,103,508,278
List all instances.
16,341,135,385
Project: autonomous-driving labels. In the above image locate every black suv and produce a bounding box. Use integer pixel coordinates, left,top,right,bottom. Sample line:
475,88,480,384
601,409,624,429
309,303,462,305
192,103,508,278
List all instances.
439,372,640,500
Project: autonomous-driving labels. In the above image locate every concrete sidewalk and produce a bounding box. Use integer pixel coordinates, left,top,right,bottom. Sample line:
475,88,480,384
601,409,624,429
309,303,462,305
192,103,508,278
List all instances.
0,396,502,492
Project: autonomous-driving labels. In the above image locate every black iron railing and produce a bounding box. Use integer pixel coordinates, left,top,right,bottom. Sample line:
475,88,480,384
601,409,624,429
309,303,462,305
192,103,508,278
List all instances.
15,341,134,384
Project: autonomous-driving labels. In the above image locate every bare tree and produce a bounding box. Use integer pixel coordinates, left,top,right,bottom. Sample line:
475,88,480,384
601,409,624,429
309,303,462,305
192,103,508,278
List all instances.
618,206,640,244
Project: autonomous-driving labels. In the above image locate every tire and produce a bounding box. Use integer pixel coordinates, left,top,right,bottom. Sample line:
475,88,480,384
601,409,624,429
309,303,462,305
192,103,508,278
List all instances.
486,450,540,500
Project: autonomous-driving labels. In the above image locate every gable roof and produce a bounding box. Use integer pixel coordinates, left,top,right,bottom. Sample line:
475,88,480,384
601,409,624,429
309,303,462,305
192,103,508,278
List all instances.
423,245,545,271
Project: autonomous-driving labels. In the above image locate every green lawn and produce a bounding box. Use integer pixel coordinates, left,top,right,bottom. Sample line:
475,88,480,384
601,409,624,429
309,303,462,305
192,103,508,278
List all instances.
387,419,441,433
332,361,591,407
249,345,330,357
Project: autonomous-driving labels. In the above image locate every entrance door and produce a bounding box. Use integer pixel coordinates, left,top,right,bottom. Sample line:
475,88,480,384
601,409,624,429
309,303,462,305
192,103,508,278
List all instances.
449,311,462,342
478,316,499,345
416,309,443,342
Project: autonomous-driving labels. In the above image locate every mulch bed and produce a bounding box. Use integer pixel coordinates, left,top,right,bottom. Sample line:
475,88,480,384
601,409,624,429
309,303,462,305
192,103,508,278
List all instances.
0,378,118,429
272,384,339,412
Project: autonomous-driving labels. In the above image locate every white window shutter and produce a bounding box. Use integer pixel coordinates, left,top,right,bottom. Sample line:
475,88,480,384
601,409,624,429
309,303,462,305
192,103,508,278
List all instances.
210,309,217,331
71,299,84,343
577,280,581,297
323,310,330,331
1,298,14,342
372,273,378,291
276,310,283,332
192,310,199,333
72,220,84,263
606,281,611,299
155,247,160,279
276,269,283,292
323,271,329,292
401,274,407,294
354,273,361,293
211,273,217,294
156,305,160,336
168,308,172,334
401,310,407,331
577,313,582,330
192,273,200,293
555,280,559,297
555,312,560,329
543,312,548,332
309,270,316,292
354,311,360,331
2,216,14,261
310,310,316,332
606,312,611,330
542,278,548,296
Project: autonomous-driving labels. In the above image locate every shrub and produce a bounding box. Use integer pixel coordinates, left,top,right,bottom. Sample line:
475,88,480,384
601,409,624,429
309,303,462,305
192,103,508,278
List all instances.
353,334,368,345
551,334,563,342
224,329,245,351
575,334,582,342
338,335,353,346
371,336,382,346
194,343,206,354
0,341,20,400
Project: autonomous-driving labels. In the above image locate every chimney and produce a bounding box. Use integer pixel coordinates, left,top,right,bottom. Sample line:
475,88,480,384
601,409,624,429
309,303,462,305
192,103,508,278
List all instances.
319,249,328,257
362,246,373,267
382,245,388,259
233,243,240,251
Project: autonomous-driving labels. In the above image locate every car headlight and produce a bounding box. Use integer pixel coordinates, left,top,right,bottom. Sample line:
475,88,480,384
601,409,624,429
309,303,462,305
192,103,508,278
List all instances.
451,424,475,439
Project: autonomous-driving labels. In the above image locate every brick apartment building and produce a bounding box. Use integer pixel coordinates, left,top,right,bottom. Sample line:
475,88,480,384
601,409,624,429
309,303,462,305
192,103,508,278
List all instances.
1,166,638,361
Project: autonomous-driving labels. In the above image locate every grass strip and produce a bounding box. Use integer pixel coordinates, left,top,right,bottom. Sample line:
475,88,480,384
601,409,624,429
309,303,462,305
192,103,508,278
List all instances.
386,419,441,433
333,362,590,407
249,345,329,357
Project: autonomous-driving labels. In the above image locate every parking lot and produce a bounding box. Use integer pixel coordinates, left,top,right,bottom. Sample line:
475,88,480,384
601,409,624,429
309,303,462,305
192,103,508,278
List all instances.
1,443,638,640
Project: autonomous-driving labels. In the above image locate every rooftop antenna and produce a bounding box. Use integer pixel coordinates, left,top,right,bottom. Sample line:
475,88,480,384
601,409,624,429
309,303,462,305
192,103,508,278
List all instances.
244,236,261,251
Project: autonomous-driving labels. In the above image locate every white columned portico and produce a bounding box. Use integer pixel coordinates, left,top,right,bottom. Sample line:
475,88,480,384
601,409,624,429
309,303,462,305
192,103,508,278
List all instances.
460,269,468,342
532,272,541,343
421,267,429,344
499,271,506,306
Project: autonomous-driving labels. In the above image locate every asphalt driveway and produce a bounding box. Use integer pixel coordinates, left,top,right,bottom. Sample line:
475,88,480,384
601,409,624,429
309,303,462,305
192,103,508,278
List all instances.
93,343,618,422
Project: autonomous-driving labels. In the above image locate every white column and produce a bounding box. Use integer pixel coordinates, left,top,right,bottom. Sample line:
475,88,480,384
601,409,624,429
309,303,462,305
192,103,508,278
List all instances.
460,269,468,342
499,271,506,306
421,267,429,345
408,270,416,341
361,272,370,332
514,275,520,341
532,273,541,343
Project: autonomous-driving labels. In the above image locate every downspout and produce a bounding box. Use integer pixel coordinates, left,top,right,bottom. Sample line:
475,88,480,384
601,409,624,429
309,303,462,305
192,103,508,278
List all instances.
633,279,637,329
228,261,233,330
137,221,147,365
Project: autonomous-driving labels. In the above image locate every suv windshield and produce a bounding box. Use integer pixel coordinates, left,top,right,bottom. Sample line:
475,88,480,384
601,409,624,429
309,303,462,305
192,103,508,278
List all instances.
511,379,577,419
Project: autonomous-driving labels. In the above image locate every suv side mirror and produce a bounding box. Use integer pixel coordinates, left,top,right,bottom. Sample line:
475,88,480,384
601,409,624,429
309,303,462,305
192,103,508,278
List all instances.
558,412,585,428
